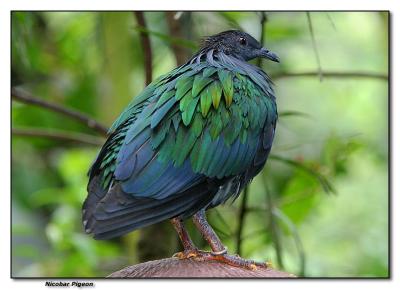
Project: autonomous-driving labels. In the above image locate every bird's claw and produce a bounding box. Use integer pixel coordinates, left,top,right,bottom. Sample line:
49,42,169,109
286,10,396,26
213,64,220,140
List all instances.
212,254,269,270
173,248,269,271
172,249,201,259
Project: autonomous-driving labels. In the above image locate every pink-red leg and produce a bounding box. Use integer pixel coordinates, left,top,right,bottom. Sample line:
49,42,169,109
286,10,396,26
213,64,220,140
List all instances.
170,217,199,259
191,210,269,270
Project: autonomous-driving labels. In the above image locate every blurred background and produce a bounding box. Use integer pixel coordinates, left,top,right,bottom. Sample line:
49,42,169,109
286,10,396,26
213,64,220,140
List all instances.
11,11,389,278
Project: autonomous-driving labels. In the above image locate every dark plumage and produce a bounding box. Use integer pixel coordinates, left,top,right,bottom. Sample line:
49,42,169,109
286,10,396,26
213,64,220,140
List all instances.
83,30,278,267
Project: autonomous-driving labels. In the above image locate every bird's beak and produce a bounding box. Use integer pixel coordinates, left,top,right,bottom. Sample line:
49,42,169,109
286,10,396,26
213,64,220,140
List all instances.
259,47,280,63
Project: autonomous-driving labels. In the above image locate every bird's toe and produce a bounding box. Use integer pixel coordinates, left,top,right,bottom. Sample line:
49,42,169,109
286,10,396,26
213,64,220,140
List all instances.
172,249,201,260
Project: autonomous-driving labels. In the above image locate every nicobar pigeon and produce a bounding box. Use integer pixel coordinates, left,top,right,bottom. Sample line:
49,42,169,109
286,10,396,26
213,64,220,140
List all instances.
83,30,279,269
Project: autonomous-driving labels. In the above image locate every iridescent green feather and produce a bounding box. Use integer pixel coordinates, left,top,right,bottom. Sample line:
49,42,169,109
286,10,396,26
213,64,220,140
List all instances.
209,112,223,140
192,75,213,98
155,66,276,177
182,97,200,126
101,62,277,185
209,81,223,109
200,87,212,117
156,90,175,108
202,67,218,78
218,70,234,106
175,76,194,101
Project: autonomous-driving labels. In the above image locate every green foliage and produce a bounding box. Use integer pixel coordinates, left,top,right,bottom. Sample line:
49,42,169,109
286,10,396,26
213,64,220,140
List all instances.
13,149,123,276
11,11,388,277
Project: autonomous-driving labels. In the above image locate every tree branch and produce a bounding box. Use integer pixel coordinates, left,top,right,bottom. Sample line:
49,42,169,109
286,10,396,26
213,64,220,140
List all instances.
165,11,189,66
271,71,388,81
273,208,306,276
257,12,268,67
236,186,248,256
306,12,323,81
132,26,197,50
12,128,104,146
265,182,284,269
134,12,153,85
11,87,108,136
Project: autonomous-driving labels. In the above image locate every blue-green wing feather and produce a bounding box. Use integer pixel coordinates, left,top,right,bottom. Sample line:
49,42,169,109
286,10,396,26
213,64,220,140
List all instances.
84,59,277,240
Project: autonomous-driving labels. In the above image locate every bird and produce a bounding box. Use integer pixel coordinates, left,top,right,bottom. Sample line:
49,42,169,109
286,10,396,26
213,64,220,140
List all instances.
83,30,279,270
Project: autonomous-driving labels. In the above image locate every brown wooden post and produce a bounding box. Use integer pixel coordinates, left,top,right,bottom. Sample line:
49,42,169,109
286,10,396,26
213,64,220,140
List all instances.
108,258,296,278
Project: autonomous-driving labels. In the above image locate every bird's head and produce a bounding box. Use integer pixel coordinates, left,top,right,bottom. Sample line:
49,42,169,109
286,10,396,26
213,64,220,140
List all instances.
200,30,279,63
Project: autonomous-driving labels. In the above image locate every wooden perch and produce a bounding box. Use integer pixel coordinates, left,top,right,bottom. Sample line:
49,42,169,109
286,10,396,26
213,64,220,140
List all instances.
108,257,296,278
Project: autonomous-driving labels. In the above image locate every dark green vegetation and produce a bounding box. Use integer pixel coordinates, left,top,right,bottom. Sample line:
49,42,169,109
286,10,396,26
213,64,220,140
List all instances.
11,12,388,277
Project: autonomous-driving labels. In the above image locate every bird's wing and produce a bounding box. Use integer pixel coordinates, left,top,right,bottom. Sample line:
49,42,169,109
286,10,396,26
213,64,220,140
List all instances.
115,66,277,187
84,64,277,239
150,67,277,179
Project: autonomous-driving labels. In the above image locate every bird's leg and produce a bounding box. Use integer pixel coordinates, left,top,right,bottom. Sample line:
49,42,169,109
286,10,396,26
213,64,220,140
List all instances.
191,210,269,270
192,209,227,254
170,217,200,259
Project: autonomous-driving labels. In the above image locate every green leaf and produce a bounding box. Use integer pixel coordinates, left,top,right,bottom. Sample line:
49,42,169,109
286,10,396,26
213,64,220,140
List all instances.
278,110,311,119
273,208,306,276
270,154,336,194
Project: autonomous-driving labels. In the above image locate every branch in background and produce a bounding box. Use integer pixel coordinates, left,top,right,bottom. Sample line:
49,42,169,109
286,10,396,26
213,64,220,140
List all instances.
264,180,284,269
272,71,388,81
273,208,306,276
12,128,105,146
165,12,188,66
134,12,153,85
133,26,197,50
236,186,249,255
306,12,323,82
270,154,335,194
239,228,267,242
210,209,233,239
217,12,244,31
279,110,311,119
257,12,268,68
11,87,108,136
325,13,337,31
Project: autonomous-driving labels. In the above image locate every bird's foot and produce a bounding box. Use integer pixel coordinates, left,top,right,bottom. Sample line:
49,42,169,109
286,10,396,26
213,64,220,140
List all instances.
172,248,202,259
173,248,269,270
195,252,270,270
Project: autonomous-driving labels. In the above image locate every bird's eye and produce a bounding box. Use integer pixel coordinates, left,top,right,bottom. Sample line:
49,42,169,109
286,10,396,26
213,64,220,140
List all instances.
239,37,247,45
